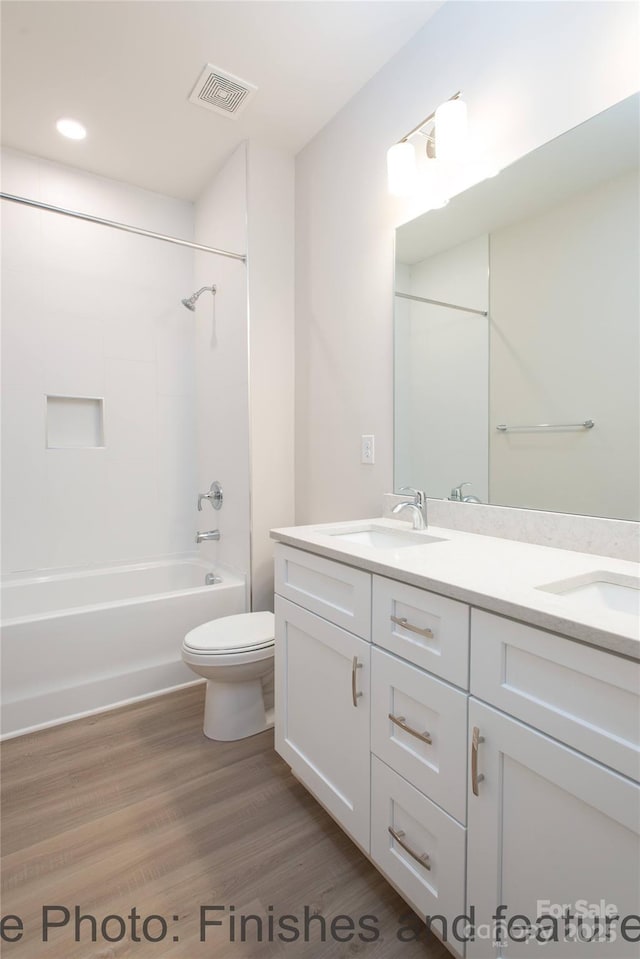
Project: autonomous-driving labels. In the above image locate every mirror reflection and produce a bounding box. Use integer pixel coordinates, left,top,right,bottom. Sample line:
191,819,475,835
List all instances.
394,93,640,521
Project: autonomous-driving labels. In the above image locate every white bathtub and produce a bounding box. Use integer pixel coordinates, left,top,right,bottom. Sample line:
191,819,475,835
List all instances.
0,558,247,738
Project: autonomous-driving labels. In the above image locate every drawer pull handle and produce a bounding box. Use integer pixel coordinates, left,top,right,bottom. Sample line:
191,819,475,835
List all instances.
471,725,485,796
388,826,431,870
388,713,432,746
351,656,363,707
390,615,434,639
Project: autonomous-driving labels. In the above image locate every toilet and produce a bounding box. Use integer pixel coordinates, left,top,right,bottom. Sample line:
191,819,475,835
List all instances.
181,611,275,741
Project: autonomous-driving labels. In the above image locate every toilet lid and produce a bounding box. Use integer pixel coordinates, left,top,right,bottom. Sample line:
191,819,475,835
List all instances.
184,611,275,654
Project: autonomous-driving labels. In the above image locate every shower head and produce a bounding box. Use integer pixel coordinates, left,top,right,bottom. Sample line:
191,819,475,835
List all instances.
181,285,216,311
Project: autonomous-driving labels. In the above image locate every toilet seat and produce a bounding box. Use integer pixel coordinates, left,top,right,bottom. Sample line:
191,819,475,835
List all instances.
183,610,275,656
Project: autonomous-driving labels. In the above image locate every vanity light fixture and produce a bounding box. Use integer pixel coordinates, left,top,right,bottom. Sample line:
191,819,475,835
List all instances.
387,92,467,198
56,117,87,140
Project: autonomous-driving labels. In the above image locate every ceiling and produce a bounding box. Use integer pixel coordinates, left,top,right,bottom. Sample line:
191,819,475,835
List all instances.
1,1,442,201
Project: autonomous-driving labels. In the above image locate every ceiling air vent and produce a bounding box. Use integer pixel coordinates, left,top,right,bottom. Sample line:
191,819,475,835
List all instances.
188,64,257,119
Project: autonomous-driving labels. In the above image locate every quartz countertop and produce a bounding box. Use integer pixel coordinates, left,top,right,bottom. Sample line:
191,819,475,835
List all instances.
270,518,640,660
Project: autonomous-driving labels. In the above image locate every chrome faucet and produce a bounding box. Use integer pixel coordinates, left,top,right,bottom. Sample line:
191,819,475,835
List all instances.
392,486,427,529
450,482,482,504
196,530,221,543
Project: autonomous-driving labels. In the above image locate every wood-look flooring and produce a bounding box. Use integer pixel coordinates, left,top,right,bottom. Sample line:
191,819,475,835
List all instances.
1,686,448,958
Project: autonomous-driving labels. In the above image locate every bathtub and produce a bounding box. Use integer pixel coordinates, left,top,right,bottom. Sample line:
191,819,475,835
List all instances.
0,558,247,738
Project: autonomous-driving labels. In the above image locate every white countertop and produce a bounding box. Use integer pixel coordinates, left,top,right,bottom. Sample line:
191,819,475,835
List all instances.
271,518,640,660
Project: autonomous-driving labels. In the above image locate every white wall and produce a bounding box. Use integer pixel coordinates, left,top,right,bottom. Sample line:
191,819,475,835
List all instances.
295,0,639,523
396,236,488,502
247,142,295,612
490,171,639,520
1,148,196,573
193,141,295,611
194,145,251,590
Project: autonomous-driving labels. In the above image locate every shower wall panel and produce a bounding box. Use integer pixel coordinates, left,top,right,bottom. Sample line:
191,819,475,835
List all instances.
1,148,197,573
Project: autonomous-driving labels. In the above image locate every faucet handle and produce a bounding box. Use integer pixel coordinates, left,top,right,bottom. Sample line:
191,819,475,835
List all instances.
399,486,425,509
197,480,223,512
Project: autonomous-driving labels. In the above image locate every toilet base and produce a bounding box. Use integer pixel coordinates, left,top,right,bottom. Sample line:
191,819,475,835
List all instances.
203,678,273,741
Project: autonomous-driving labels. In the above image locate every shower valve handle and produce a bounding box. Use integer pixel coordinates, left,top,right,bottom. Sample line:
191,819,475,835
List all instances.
197,481,223,511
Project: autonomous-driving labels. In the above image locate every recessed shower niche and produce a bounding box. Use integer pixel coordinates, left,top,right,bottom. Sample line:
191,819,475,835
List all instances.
46,395,105,449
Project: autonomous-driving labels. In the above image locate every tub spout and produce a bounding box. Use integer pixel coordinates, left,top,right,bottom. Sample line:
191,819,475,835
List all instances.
196,530,220,543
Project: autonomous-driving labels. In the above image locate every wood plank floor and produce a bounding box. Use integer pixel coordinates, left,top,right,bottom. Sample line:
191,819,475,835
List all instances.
1,686,449,958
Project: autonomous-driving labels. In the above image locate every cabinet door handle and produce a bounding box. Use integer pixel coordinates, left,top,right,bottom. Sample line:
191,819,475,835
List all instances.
351,656,363,707
388,826,431,870
390,615,434,639
471,725,485,796
388,713,432,746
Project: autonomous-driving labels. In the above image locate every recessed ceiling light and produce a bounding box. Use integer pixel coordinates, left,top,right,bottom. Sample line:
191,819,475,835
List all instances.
56,118,87,140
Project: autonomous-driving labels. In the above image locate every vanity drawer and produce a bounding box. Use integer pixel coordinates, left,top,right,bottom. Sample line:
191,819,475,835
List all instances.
372,576,469,688
274,544,371,639
371,648,468,824
471,609,640,781
371,755,466,951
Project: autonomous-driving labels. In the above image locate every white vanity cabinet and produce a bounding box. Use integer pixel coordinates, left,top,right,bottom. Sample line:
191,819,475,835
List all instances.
273,539,640,959
466,611,640,959
274,542,471,955
466,698,640,959
274,547,372,852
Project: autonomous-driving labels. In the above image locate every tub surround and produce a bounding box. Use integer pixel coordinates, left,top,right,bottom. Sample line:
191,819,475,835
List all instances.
270,518,639,659
1,147,197,576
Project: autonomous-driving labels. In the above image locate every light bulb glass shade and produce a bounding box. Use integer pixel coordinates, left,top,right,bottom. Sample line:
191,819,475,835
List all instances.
434,98,467,163
387,140,417,196
56,117,87,140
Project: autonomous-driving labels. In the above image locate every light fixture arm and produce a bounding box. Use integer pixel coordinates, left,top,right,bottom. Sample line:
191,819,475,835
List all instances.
395,91,461,145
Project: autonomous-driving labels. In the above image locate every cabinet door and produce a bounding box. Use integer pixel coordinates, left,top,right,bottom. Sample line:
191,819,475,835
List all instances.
466,699,640,959
275,596,370,851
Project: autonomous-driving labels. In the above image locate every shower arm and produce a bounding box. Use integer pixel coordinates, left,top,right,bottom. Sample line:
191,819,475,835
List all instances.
193,285,217,299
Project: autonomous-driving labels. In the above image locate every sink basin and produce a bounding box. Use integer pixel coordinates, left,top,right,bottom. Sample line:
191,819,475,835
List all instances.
537,572,640,617
320,524,446,549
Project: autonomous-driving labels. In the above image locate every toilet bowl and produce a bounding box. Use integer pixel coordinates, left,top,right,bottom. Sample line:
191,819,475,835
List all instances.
182,611,275,741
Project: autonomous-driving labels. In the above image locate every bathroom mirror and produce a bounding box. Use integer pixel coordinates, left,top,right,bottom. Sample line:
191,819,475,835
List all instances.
394,92,640,521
